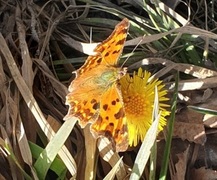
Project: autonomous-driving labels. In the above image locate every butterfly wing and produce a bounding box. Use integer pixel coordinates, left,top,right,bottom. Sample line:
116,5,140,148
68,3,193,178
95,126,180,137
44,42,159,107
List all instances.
91,83,128,152
64,67,110,127
64,85,101,127
77,18,129,75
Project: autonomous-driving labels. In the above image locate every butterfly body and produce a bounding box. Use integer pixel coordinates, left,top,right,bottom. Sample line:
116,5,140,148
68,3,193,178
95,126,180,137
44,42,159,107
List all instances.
64,18,130,152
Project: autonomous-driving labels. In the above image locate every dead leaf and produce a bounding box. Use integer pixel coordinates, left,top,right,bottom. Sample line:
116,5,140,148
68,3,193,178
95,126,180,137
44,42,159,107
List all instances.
172,146,190,180
173,122,206,145
190,167,217,180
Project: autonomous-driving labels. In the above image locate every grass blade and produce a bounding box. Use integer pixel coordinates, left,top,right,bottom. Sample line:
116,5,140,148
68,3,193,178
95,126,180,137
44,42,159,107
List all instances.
159,72,179,180
34,117,77,179
188,106,217,116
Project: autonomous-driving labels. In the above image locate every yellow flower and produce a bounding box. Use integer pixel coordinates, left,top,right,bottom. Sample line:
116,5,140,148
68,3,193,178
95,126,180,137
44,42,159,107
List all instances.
120,68,170,147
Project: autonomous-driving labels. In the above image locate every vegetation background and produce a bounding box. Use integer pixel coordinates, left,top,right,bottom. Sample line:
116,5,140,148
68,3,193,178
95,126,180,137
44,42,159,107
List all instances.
0,0,217,179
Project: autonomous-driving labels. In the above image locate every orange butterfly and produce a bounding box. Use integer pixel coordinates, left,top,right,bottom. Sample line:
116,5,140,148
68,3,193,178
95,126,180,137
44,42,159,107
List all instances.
64,18,129,152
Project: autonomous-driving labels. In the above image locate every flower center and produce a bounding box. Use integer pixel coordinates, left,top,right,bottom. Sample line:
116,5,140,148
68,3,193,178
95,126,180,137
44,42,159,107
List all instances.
124,93,149,117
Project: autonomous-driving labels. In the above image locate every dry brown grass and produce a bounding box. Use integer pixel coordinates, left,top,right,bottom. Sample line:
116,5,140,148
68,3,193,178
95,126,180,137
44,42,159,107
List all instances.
1,0,217,179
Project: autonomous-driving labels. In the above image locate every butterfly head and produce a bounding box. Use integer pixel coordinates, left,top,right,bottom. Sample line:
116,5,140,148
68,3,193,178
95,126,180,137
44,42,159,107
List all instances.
120,67,127,77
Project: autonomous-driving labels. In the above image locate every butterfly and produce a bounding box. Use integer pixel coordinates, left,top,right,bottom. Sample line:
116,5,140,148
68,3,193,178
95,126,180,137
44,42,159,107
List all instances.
64,18,129,152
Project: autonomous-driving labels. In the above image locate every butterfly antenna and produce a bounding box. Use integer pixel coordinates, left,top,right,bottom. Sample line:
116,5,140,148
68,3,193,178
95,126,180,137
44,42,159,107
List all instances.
121,36,144,68
90,27,93,43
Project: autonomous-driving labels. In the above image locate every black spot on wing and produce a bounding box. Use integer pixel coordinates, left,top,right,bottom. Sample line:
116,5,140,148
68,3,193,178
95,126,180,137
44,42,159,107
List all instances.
92,102,99,110
116,38,126,46
112,49,121,55
104,51,110,57
109,122,114,127
97,59,102,64
114,107,124,119
111,100,116,105
91,99,99,110
103,104,108,111
83,100,87,105
91,99,97,104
